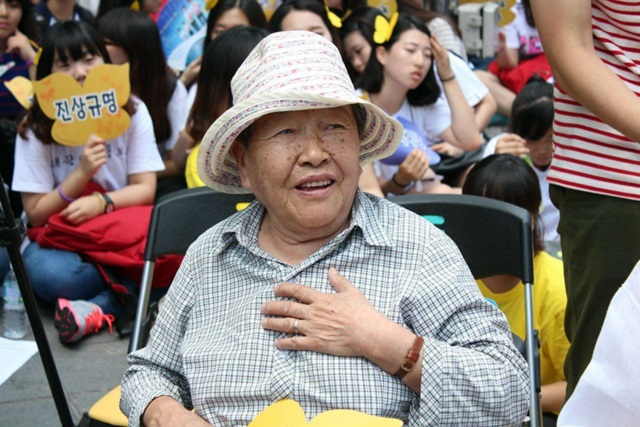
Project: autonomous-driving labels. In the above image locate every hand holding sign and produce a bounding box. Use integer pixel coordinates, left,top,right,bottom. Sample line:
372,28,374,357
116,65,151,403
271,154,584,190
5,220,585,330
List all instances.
32,63,131,147
381,116,440,191
380,116,440,166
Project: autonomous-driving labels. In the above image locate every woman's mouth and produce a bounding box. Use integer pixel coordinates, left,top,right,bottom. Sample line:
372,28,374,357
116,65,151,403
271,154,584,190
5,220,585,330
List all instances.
296,179,333,191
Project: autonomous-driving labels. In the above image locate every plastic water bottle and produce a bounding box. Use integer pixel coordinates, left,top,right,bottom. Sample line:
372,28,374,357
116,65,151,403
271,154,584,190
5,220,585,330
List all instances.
3,269,28,339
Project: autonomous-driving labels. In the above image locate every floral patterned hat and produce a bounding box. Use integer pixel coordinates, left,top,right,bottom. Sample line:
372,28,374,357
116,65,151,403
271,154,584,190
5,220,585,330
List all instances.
197,31,402,194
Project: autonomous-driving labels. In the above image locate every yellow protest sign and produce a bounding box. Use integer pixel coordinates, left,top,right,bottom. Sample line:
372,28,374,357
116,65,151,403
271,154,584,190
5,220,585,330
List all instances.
248,399,403,427
5,76,34,110
32,63,131,147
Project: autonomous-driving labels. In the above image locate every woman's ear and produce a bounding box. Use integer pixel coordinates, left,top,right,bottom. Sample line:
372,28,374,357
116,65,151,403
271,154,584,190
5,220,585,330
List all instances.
375,45,388,66
230,141,252,191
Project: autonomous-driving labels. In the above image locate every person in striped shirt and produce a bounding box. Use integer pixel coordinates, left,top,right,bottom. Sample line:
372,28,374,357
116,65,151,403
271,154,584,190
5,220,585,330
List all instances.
531,0,640,399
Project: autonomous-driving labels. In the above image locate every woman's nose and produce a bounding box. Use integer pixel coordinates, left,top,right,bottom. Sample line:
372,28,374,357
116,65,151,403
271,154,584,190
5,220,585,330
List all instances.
71,63,89,82
299,134,330,166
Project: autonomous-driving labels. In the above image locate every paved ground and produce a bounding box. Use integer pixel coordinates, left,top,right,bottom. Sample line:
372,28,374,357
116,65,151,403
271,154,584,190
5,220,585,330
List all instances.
0,299,129,426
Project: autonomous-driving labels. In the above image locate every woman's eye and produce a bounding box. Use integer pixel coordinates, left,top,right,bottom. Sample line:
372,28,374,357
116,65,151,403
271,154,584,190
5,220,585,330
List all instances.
277,129,293,135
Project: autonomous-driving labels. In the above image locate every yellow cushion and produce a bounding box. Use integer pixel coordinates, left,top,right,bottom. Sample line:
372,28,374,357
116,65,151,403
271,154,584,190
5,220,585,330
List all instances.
87,385,128,426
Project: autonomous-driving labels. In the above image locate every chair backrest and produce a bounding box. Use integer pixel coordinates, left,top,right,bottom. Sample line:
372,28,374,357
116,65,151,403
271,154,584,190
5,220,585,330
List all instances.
393,193,540,425
130,187,256,353
392,194,534,283
145,187,255,261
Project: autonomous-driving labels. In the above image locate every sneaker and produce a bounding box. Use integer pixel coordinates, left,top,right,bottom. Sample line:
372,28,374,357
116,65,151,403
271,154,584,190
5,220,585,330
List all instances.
54,298,115,344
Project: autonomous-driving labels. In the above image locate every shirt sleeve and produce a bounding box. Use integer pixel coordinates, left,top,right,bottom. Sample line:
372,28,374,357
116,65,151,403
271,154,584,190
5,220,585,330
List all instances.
120,252,197,427
403,229,530,426
164,80,189,152
11,131,55,194
126,99,165,175
418,99,452,143
446,53,489,107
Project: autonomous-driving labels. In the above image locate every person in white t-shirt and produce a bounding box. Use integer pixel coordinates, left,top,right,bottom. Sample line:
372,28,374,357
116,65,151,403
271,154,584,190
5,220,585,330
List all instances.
482,80,559,244
357,13,482,196
12,21,164,344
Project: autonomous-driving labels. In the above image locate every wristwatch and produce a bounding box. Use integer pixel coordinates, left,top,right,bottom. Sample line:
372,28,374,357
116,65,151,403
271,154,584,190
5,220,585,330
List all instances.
101,193,115,213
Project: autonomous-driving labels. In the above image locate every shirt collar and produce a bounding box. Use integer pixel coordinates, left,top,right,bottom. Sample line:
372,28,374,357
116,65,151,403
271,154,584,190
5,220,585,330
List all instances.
215,190,394,255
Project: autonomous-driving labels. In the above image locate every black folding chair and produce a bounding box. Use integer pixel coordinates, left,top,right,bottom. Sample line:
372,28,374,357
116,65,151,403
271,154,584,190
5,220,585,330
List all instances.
393,193,541,427
79,187,255,427
129,187,255,352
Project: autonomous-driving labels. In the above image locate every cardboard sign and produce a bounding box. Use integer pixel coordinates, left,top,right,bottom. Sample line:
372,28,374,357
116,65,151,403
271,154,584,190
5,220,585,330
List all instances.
32,63,131,147
158,0,208,72
248,399,403,427
4,76,34,110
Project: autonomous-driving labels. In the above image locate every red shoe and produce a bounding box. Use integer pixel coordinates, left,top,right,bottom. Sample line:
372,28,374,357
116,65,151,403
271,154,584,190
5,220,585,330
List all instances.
54,298,114,344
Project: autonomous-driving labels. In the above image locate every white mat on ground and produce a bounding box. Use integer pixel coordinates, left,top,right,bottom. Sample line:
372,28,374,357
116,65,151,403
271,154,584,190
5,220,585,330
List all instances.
558,260,640,426
0,337,38,386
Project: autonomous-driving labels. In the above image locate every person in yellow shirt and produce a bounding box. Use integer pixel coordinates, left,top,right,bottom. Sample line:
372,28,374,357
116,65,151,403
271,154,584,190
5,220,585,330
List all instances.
463,154,569,421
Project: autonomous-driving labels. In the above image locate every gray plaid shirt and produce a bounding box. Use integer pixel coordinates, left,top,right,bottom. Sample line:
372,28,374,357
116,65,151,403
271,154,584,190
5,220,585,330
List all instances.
121,191,529,426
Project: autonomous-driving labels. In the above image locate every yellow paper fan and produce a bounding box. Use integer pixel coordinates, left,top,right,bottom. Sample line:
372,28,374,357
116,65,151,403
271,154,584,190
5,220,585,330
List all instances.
373,12,398,45
4,76,34,110
130,0,140,10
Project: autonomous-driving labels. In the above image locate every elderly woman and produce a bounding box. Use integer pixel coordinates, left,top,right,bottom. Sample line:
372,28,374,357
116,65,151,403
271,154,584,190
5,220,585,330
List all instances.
120,31,529,426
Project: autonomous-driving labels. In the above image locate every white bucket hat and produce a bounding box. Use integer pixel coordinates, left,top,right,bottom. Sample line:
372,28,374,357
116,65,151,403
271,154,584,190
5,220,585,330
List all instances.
197,30,403,194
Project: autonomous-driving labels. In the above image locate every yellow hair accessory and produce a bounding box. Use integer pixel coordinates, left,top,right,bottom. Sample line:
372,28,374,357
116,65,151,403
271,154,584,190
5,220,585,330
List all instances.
205,0,219,11
130,0,140,10
326,6,342,28
373,12,398,45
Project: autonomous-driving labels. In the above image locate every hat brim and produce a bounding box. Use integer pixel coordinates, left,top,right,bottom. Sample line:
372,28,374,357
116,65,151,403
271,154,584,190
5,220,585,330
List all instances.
197,91,403,194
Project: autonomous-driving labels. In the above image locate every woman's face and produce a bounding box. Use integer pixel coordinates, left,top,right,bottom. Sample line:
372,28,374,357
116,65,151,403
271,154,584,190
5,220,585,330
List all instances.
0,0,23,43
376,29,432,91
234,106,362,235
141,0,162,15
343,31,371,75
104,39,129,65
52,48,105,85
524,128,554,169
280,10,332,42
210,8,250,39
